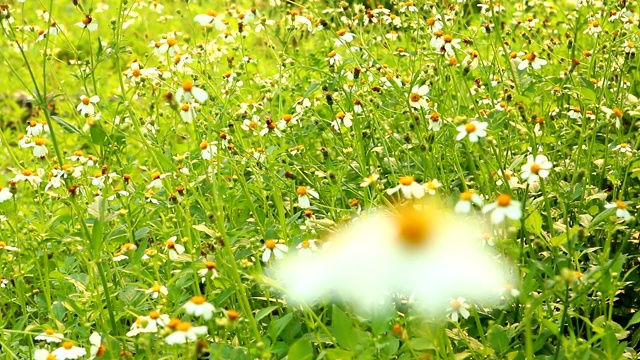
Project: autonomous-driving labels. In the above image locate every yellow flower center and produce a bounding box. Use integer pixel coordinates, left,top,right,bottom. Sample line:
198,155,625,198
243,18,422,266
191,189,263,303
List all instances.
399,175,414,186
337,28,347,36
0,241,6,248
525,52,536,62
167,38,177,46
206,261,217,269
199,141,209,150
151,284,161,292
45,328,55,335
301,240,310,248
176,321,192,331
450,300,461,309
409,93,421,102
530,163,541,174
47,355,57,360
181,103,190,111
82,97,91,105
62,341,74,350
190,295,206,305
182,80,193,91
443,34,453,43
497,194,512,207
459,191,473,201
264,239,277,249
616,200,627,210
296,186,307,196
465,123,476,133
149,310,160,319
395,205,434,247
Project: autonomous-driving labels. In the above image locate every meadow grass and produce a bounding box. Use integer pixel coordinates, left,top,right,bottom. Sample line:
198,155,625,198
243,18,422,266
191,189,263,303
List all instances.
0,0,639,359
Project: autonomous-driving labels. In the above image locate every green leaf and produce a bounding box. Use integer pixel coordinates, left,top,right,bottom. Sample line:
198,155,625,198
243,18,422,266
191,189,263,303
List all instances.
525,210,543,236
288,338,314,360
627,312,640,328
268,313,293,341
51,115,83,135
255,306,279,322
487,325,509,355
332,305,359,351
90,123,109,145
549,226,578,246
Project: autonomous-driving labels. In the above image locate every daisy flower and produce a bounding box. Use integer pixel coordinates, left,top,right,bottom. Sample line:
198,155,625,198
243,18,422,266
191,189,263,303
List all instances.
198,261,218,282
408,85,430,109
454,191,484,214
520,154,553,184
193,11,227,30
175,80,208,104
386,176,425,199
34,328,64,343
446,297,471,322
165,236,185,260
165,321,208,345
31,138,48,158
482,194,522,224
424,179,442,195
297,186,319,209
456,120,488,142
75,15,98,32
146,284,168,299
76,95,100,117
52,341,87,360
262,239,288,262
605,200,631,221
296,239,318,257
0,241,19,251
34,349,56,360
0,186,13,202
183,296,216,320
88,332,105,360
518,52,547,70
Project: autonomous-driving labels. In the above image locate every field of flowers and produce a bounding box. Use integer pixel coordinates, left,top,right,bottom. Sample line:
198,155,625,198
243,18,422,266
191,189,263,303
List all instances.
1,0,640,358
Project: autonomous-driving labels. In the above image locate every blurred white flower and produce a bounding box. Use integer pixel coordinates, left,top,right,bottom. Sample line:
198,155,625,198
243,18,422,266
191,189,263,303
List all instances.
272,204,514,315
446,297,471,322
183,296,216,320
605,200,631,221
482,194,522,224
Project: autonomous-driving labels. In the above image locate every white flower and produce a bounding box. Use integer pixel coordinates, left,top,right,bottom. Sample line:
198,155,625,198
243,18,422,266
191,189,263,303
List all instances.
520,154,553,184
34,349,56,360
88,332,105,360
605,200,631,221
165,322,208,345
126,311,170,337
0,187,13,202
183,296,216,320
176,80,209,104
424,179,442,195
200,141,218,160
34,328,64,343
334,29,356,46
296,186,319,209
76,95,100,116
165,236,185,260
386,176,425,199
198,261,218,282
296,239,318,257
75,16,98,32
518,52,547,70
331,111,353,130
194,11,227,30
456,121,488,142
52,341,87,360
446,297,471,322
262,239,288,262
455,191,484,214
482,194,522,224
0,241,19,251
409,85,430,109
146,284,168,299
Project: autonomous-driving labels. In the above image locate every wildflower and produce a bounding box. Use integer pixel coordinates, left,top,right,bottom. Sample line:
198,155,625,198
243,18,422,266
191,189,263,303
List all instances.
331,111,353,130
0,186,13,202
387,176,425,199
520,154,553,184
35,328,64,343
455,191,484,214
183,296,216,320
446,297,471,322
567,106,582,119
613,143,632,153
605,200,631,221
334,28,356,46
262,239,288,262
12,169,43,186
296,239,318,257
126,311,170,337
175,80,208,104
75,15,98,32
482,194,522,224
408,85,430,109
32,138,48,158
146,284,168,299
165,236,185,260
200,140,217,160
89,332,105,359
456,120,488,142
198,261,218,282
194,11,227,30
164,321,208,345
52,341,87,360
0,241,19,251
147,172,171,189
518,52,547,70
76,95,100,117
360,173,379,187
34,349,56,360
297,186,319,209
424,179,442,195
179,102,198,123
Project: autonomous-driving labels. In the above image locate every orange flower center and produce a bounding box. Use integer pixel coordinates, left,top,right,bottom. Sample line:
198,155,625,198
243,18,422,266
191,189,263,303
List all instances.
264,239,277,249
465,123,476,133
199,141,209,150
459,191,473,201
616,200,627,210
62,341,74,350
45,328,56,335
190,295,206,305
149,310,160,319
409,93,421,102
167,38,177,46
182,80,193,91
399,175,414,186
176,321,192,331
151,284,161,292
525,53,536,62
530,163,541,174
497,194,512,207
396,205,434,247
296,186,307,196
82,97,91,105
